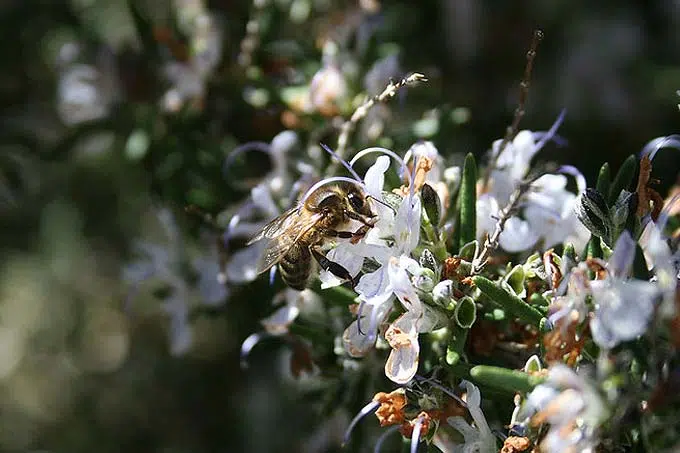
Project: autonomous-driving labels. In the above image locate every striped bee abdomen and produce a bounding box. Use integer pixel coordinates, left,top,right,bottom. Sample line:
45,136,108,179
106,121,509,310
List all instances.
279,244,311,290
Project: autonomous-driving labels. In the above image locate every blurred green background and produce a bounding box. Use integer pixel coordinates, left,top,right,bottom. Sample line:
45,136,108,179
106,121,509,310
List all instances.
1,0,679,452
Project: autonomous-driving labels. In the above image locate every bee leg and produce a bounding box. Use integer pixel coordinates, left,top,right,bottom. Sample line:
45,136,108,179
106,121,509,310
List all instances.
310,247,357,289
321,225,371,243
345,210,377,226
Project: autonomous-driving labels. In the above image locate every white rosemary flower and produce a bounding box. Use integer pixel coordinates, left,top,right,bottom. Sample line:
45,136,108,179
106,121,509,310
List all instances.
477,112,589,252
639,196,680,318
435,380,496,453
589,232,659,349
315,147,436,383
56,44,118,126
260,289,320,336
522,365,607,453
308,42,347,115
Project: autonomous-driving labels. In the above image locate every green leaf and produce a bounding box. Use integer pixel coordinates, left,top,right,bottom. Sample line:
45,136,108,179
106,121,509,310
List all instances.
458,153,477,250
503,264,525,296
454,296,477,328
587,235,603,260
446,323,468,366
419,249,439,275
470,365,545,393
459,240,478,262
473,276,544,326
596,162,611,197
608,154,637,206
611,190,634,238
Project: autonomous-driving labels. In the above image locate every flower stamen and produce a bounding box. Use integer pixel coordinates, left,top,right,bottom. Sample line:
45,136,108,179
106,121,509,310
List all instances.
343,400,381,446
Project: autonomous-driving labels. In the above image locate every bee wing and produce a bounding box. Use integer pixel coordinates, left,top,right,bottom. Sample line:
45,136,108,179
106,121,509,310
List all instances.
247,206,301,245
251,208,323,274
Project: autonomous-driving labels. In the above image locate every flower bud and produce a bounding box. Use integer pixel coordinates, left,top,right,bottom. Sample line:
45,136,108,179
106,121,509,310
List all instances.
575,188,612,244
413,268,435,292
421,183,441,225
433,279,454,305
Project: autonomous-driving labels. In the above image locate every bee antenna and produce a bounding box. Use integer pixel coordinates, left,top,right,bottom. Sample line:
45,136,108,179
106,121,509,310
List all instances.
320,143,363,182
300,177,367,206
366,194,396,215
349,147,412,187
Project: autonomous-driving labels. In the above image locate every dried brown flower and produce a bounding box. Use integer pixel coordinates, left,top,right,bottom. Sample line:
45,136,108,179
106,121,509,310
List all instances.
543,249,562,290
501,436,532,453
373,389,407,427
635,154,664,221
543,315,587,366
399,411,435,439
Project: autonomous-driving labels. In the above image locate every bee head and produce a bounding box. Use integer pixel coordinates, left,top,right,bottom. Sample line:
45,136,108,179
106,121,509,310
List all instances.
347,188,376,218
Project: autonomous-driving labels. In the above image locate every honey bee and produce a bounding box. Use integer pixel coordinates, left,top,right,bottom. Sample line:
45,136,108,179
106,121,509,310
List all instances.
247,181,377,290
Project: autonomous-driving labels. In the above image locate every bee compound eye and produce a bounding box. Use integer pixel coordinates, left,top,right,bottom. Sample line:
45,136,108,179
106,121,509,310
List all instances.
348,192,364,210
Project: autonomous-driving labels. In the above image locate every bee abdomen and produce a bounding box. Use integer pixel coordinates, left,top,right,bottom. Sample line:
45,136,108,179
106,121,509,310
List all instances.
279,245,311,290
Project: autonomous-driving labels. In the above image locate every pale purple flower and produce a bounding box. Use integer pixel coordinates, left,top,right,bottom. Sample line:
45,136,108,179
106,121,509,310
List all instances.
521,365,607,453
384,310,420,384
314,146,435,384
308,63,347,113
57,45,118,126
260,289,320,336
434,381,495,453
639,194,680,318
308,42,347,113
477,112,586,253
589,232,659,349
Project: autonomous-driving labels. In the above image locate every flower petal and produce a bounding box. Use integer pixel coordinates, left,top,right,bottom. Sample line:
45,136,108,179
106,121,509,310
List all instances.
364,155,391,198
343,302,390,357
356,266,390,302
261,305,300,335
395,194,421,254
499,217,539,252
476,194,500,241
387,257,421,312
384,312,420,384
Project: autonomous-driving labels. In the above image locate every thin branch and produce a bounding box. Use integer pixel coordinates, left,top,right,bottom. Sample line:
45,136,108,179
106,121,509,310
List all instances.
326,72,427,176
472,172,545,274
481,29,543,191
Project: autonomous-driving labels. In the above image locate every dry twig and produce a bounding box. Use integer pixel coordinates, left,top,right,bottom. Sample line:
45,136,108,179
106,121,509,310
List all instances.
326,72,427,176
481,30,543,191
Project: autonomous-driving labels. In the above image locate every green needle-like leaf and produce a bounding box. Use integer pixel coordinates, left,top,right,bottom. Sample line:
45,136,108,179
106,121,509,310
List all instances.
470,365,545,393
609,154,637,206
587,235,603,260
454,296,477,328
446,323,469,366
459,153,477,250
596,162,611,197
473,276,544,326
